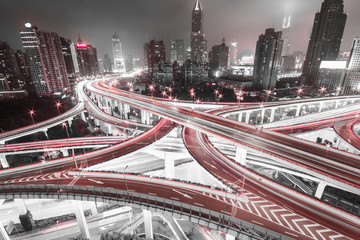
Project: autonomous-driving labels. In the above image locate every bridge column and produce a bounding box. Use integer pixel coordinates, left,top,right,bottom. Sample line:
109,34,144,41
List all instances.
43,130,49,139
81,111,86,122
315,180,327,199
89,202,98,215
235,146,247,166
94,118,100,126
334,100,340,109
143,209,153,239
237,112,243,122
245,112,250,124
106,124,112,135
72,200,91,240
295,105,301,117
318,102,324,112
0,224,10,240
269,108,275,122
61,149,69,157
0,154,9,169
68,119,73,128
260,108,265,124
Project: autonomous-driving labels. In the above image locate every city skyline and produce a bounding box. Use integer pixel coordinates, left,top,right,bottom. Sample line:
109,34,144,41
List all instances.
2,0,360,60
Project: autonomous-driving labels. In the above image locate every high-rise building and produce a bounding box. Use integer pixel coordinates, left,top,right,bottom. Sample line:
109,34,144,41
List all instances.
112,32,125,73
302,0,347,86
103,54,112,73
14,50,33,94
170,40,185,65
60,37,77,77
280,16,291,73
191,0,207,63
253,28,283,90
315,61,347,91
75,37,99,76
209,38,229,76
342,37,360,94
125,55,133,73
146,40,165,76
20,23,69,96
0,42,22,90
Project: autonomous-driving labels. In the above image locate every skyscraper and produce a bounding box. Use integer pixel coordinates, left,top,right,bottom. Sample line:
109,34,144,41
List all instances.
0,42,22,90
75,37,99,76
20,23,69,96
112,32,125,73
343,37,360,94
253,28,283,90
280,16,291,73
170,40,185,65
191,0,207,63
302,0,347,86
146,40,165,76
103,54,112,73
209,38,229,75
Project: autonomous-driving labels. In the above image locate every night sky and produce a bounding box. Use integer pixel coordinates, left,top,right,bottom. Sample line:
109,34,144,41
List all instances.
1,0,360,60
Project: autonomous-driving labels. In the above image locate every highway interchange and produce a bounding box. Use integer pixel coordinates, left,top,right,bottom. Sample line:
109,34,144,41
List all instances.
0,77,360,239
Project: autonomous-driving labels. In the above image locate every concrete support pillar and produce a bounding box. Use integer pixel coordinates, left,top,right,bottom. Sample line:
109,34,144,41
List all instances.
260,108,265,124
94,118,100,126
0,224,10,240
81,112,86,122
269,108,275,122
141,110,146,124
245,112,250,124
143,209,153,240
0,199,4,206
226,234,235,240
145,111,150,125
106,124,112,135
318,102,324,112
72,200,91,240
14,199,27,215
334,100,339,109
61,149,69,157
238,112,243,122
315,180,327,199
68,119,72,128
295,105,301,117
0,154,9,169
43,130,49,139
235,146,247,166
165,157,175,179
89,202,98,215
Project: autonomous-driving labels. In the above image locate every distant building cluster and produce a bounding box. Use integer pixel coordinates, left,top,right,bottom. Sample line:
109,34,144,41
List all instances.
2,0,360,99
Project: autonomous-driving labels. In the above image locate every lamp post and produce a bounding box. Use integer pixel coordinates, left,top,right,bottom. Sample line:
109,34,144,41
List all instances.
265,90,271,102
297,88,303,97
190,88,195,102
61,122,70,139
236,90,243,105
149,85,154,98
214,89,219,102
319,87,326,96
218,94,223,104
29,110,35,124
56,102,61,115
336,86,341,96
168,86,173,98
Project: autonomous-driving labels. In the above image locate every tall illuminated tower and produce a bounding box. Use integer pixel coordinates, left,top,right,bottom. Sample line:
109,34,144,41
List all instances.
191,0,207,63
302,0,347,86
112,32,125,73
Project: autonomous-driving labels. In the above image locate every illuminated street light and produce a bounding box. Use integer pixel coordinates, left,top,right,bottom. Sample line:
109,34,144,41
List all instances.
297,88,303,97
161,90,167,98
29,110,35,124
190,89,195,103
168,87,173,97
336,86,342,96
265,90,272,102
149,85,155,97
61,122,70,139
196,98,201,104
218,94,223,104
319,87,326,95
55,102,61,115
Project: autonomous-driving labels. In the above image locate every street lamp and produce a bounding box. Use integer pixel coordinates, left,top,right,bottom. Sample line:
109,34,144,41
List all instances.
61,122,70,138
214,89,219,102
236,90,243,105
56,102,61,115
149,85,155,98
336,86,341,96
297,88,303,97
29,110,35,124
168,86,173,98
161,90,167,98
189,88,195,102
218,94,223,104
265,90,272,102
319,87,326,95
